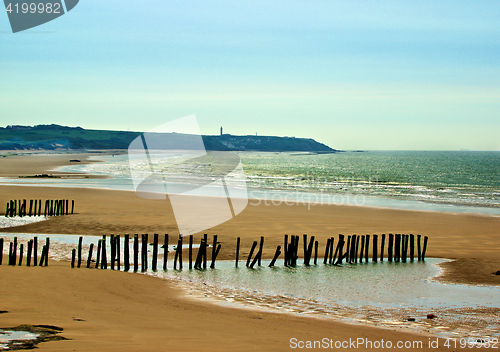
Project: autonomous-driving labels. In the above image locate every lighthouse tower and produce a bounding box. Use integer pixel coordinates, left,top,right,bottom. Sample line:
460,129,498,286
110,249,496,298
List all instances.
220,126,223,136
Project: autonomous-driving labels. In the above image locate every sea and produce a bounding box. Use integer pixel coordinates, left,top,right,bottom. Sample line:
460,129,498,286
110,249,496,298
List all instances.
2,150,499,215
1,150,500,338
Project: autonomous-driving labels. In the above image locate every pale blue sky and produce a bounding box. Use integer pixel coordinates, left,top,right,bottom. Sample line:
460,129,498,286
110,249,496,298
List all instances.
1,0,499,150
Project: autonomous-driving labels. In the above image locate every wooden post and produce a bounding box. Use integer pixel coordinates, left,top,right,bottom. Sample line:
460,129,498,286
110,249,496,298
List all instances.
33,236,37,266
380,234,386,262
284,235,289,267
286,236,294,266
71,200,75,214
269,245,281,267
34,200,37,216
50,200,54,216
334,235,345,265
101,235,107,269
360,235,365,263
5,202,9,218
314,240,318,265
422,236,428,261
194,238,203,269
65,199,69,215
86,243,94,268
345,235,351,264
372,235,378,263
110,235,116,270
210,244,221,269
235,237,240,268
77,236,83,268
71,248,76,268
124,234,130,271
401,235,408,263
323,238,330,264
95,240,101,269
174,236,181,270
38,245,44,266
152,234,158,271
133,234,139,272
178,236,183,270
364,235,370,263
44,237,49,266
355,235,360,264
28,199,33,217
27,240,32,266
293,235,299,266
13,237,17,265
349,235,356,264
328,237,334,264
409,234,415,262
210,234,218,268
417,234,422,261
257,236,264,266
303,234,308,265
116,235,120,270
246,241,258,267
305,236,314,266
211,235,218,267
189,235,193,270
0,238,3,265
163,234,168,271
388,234,393,262
141,234,146,272
395,234,401,262
38,199,41,216
174,237,179,270
203,234,208,269
18,244,23,266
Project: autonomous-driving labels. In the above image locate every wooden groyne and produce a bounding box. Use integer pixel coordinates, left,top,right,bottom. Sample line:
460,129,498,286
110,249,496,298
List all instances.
4,199,75,217
0,233,429,273
0,235,50,267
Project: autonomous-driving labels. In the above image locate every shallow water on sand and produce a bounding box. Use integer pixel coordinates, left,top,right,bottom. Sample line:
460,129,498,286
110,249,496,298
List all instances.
2,233,499,339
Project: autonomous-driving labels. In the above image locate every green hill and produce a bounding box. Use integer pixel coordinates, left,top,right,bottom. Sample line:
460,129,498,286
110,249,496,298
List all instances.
0,124,337,153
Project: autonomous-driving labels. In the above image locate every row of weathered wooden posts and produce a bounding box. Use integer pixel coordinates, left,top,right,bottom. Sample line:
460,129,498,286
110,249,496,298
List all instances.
70,234,221,271
0,233,428,271
68,233,428,271
4,199,75,217
242,233,428,269
0,237,50,267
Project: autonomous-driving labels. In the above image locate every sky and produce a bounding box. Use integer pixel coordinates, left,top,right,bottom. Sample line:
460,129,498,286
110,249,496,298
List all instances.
1,0,499,150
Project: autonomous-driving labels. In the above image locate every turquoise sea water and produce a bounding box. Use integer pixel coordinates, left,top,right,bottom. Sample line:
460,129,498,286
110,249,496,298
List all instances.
240,151,500,209
1,151,499,215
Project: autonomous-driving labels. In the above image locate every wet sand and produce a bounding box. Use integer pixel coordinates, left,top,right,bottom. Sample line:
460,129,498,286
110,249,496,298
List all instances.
2,255,468,352
0,153,499,351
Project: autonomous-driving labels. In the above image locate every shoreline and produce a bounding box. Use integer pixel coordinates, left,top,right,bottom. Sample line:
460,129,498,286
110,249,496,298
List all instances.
2,256,471,352
2,152,500,217
1,184,499,287
1,152,499,351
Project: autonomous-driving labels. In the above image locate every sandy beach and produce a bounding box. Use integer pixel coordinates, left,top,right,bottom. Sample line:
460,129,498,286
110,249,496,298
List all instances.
1,153,499,351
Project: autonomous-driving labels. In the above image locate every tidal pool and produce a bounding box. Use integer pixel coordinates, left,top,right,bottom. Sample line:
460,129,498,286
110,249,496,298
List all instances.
2,233,499,338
